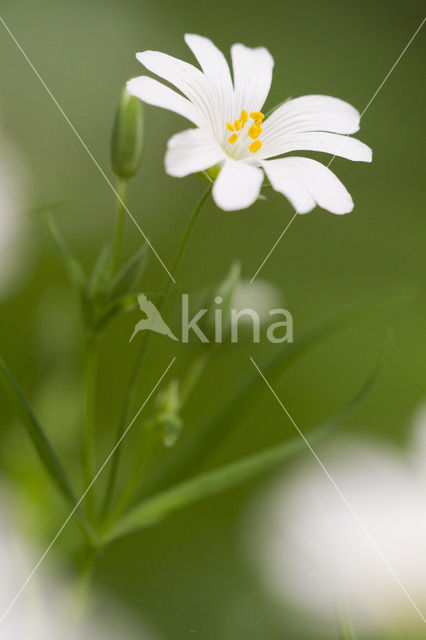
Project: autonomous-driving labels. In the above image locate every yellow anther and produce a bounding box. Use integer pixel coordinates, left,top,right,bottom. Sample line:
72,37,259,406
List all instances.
234,119,241,131
248,124,262,140
241,109,248,124
250,111,265,121
226,122,235,132
255,119,263,127
228,133,238,144
248,140,262,153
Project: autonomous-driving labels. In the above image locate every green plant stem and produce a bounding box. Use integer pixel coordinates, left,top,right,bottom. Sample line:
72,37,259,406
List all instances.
110,178,128,274
83,335,98,519
105,349,213,526
104,424,158,528
100,185,211,519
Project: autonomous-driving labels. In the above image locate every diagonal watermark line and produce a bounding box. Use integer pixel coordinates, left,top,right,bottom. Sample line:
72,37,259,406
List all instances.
250,16,426,283
0,356,176,626
0,15,176,284
250,356,426,626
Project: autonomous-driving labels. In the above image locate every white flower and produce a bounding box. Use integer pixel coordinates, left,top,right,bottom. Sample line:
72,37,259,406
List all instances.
232,279,283,325
246,407,426,637
0,132,31,299
0,489,156,640
127,34,372,213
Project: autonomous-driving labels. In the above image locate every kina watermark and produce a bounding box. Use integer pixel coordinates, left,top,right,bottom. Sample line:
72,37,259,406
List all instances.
130,293,293,344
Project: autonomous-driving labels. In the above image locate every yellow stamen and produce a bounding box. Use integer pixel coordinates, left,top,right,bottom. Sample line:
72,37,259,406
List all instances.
226,122,235,132
228,133,238,144
241,109,248,124
248,140,262,153
250,111,265,121
248,124,262,140
234,119,241,131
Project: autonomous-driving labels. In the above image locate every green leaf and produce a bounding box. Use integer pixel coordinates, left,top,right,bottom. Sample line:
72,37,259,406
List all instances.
44,215,91,325
105,366,379,543
141,298,394,496
87,245,111,298
106,435,305,542
161,414,184,448
95,292,139,331
45,214,87,295
0,357,94,538
154,379,183,447
108,244,148,299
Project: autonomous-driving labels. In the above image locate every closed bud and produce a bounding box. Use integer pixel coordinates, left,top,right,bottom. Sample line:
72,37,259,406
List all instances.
111,88,144,179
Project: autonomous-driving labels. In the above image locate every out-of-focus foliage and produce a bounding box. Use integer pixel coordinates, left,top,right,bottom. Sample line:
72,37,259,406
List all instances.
0,0,424,638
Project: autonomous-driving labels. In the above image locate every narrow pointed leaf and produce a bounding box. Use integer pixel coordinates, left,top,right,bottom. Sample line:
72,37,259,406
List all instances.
45,215,87,294
0,357,89,526
106,366,378,543
142,295,403,496
108,244,148,299
106,435,305,542
87,245,111,298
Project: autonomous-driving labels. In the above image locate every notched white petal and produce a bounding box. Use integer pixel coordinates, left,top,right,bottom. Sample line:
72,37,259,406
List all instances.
184,34,233,89
263,95,361,137
126,76,202,126
135,50,222,132
263,157,354,215
212,159,264,211
231,43,274,115
261,131,372,163
165,128,226,178
262,160,316,214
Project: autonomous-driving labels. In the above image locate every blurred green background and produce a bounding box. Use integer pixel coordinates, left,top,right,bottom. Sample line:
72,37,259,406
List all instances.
0,0,425,638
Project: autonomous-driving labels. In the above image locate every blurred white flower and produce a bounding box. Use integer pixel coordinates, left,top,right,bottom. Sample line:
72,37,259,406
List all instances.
0,132,30,300
247,406,426,637
0,488,156,640
127,34,371,212
232,279,283,326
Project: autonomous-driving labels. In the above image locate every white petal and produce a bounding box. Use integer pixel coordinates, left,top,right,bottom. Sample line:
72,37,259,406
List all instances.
126,76,202,126
136,51,221,134
263,157,354,214
231,44,274,114
212,159,264,211
260,131,372,162
184,34,233,94
184,34,235,134
263,95,361,138
262,160,316,214
165,128,226,177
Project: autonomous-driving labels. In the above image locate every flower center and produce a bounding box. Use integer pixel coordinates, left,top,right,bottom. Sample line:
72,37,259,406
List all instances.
225,110,264,154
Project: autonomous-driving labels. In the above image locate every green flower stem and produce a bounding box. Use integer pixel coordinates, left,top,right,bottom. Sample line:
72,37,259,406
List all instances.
100,185,211,519
168,185,212,283
110,178,128,275
104,348,213,528
104,424,158,528
83,335,98,519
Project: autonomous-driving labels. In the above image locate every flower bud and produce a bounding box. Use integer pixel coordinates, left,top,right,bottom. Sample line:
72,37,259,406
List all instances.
111,88,144,179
